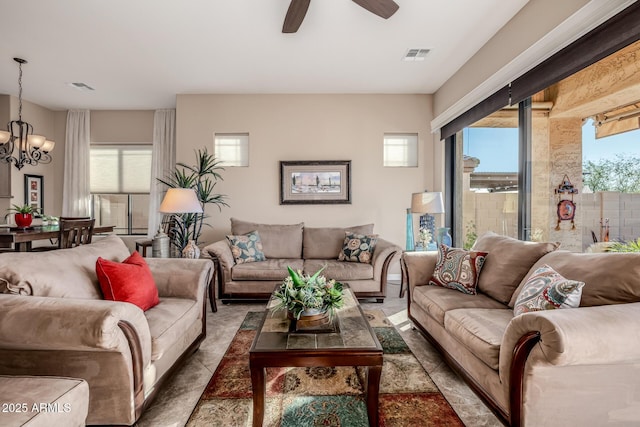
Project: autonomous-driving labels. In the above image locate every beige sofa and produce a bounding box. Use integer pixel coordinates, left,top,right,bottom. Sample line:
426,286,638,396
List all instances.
0,235,213,426
204,218,401,303
404,232,640,427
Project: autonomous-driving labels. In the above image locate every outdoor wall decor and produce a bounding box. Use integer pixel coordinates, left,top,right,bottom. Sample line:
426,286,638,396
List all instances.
280,160,351,205
555,174,578,230
24,174,44,216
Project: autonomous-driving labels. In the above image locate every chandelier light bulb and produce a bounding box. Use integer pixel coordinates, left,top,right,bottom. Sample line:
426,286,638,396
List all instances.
27,134,46,148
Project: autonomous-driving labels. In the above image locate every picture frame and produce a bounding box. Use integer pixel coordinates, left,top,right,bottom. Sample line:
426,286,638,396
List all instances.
280,160,351,205
24,174,44,216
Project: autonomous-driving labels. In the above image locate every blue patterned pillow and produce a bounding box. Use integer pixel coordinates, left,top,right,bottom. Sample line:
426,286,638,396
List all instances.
338,232,378,263
514,264,584,316
429,244,488,295
226,230,266,264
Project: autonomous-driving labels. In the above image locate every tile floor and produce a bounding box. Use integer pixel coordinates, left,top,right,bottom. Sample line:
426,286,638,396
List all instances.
137,282,502,427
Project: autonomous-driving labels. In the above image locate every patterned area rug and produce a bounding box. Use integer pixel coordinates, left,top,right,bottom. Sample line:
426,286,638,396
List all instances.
187,310,463,427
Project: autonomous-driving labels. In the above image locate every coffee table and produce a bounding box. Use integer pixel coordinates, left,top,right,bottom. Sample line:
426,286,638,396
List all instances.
249,285,383,427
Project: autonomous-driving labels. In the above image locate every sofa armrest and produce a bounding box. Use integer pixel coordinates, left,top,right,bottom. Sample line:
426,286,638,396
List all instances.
499,302,640,385
0,294,152,369
145,258,213,301
402,251,438,295
202,240,234,282
371,238,401,279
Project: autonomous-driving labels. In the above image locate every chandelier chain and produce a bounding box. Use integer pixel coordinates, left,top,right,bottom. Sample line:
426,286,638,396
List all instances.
17,60,23,120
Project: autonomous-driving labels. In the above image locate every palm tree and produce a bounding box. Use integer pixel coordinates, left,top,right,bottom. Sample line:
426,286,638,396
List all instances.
157,148,229,252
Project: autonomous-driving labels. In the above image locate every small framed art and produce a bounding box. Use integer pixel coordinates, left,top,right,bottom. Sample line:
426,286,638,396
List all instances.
24,174,44,215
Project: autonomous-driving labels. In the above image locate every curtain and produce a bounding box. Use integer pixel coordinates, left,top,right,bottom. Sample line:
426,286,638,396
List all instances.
147,109,176,237
62,110,91,217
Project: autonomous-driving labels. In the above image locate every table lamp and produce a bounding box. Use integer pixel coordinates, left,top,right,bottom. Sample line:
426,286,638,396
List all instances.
159,188,203,258
407,191,444,250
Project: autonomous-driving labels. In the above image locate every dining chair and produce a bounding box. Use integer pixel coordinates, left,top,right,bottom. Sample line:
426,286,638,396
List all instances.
58,218,96,249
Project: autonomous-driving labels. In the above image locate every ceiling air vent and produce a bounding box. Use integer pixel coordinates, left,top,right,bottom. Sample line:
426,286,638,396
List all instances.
67,82,95,91
403,48,430,62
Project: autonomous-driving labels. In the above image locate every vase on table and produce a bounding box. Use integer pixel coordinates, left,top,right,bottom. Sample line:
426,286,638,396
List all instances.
14,213,32,228
436,227,452,247
182,240,200,259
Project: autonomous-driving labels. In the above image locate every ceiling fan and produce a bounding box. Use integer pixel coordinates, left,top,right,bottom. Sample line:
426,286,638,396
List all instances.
283,0,399,33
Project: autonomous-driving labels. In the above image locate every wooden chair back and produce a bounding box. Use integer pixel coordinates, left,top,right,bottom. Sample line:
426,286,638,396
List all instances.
58,218,96,249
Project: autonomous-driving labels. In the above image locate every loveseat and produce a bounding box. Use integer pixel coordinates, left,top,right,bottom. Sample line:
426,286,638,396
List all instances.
204,218,401,303
0,235,214,425
403,232,640,427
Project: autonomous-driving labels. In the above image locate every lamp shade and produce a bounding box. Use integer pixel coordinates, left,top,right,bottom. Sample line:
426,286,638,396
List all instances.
159,188,203,214
411,192,444,214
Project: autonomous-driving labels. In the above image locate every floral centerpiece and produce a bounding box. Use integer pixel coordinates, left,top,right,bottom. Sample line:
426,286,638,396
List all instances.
273,266,344,320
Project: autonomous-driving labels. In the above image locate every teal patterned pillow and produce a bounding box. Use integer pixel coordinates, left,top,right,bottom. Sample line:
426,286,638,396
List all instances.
429,244,488,295
338,232,378,263
514,264,584,316
226,230,266,264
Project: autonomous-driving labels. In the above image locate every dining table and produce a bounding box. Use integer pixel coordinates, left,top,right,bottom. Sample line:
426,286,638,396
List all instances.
0,224,115,252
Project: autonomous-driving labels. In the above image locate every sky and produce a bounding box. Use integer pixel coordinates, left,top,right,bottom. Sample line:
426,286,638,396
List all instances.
463,120,640,173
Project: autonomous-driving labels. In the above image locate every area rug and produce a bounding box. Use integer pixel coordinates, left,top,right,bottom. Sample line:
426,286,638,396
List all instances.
187,310,464,427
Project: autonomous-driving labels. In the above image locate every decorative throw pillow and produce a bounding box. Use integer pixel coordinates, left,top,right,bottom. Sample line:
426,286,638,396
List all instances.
429,244,488,295
226,230,266,264
96,251,159,311
513,264,585,316
338,232,378,263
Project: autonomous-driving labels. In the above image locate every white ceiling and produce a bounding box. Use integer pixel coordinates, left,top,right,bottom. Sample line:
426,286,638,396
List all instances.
0,0,529,111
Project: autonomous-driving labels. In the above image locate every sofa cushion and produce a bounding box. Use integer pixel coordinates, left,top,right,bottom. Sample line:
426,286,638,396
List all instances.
510,251,640,307
96,251,160,311
412,285,507,325
226,230,266,264
144,297,199,361
231,259,304,281
0,375,89,427
230,218,303,259
444,308,513,370
338,232,378,264
0,235,130,299
429,245,488,295
513,264,584,316
303,224,374,259
304,259,374,281
472,232,559,305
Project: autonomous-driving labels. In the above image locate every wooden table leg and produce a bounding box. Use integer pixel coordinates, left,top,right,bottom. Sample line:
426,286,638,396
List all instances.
250,362,265,427
366,364,382,427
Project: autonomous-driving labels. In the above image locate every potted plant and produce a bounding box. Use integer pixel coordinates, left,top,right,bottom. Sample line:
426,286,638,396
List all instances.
157,148,228,253
272,266,344,321
6,204,40,228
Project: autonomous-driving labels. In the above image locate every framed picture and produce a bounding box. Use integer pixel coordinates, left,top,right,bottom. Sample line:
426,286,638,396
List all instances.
24,174,44,216
280,160,351,205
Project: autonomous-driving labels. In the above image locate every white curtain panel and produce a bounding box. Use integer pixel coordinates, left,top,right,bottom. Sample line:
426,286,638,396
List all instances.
147,109,176,237
62,110,91,217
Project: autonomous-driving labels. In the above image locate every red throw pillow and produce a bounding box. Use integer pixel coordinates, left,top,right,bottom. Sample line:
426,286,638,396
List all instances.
96,251,159,311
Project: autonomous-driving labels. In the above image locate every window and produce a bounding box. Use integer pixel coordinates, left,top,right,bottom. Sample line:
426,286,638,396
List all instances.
214,133,249,166
383,133,418,167
90,145,152,235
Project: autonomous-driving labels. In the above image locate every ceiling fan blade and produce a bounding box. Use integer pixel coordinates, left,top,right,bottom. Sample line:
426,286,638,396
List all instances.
352,0,399,19
283,0,311,33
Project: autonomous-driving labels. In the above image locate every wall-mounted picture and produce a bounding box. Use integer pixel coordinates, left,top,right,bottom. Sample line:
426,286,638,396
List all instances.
24,174,44,216
280,160,351,205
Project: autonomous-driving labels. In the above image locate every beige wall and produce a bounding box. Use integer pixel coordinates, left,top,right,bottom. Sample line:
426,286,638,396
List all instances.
176,94,434,251
433,0,590,117
90,110,153,143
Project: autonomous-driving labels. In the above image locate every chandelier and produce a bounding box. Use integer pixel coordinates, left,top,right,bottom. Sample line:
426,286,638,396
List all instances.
0,58,55,170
